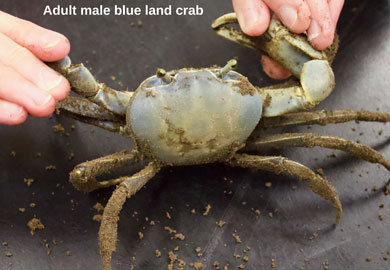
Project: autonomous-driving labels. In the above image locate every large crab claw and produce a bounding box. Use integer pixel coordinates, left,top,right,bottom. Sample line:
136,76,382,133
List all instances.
212,13,339,117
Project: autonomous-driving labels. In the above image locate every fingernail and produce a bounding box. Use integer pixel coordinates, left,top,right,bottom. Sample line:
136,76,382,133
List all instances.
278,5,298,29
241,8,259,32
3,101,24,116
40,67,63,91
33,92,54,107
41,34,61,49
308,19,321,41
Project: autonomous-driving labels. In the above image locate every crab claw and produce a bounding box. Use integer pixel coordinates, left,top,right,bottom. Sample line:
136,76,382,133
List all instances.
212,13,338,117
212,13,338,76
47,56,133,115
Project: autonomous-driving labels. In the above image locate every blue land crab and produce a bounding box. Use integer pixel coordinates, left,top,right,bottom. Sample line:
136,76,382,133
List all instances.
47,16,390,270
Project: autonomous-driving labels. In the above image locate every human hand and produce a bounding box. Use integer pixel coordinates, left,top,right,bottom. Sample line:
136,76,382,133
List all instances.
233,0,344,79
0,11,70,125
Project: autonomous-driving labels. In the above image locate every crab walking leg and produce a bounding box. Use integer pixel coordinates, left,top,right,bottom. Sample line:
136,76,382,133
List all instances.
47,56,133,115
227,154,342,224
57,96,126,133
69,150,142,192
258,110,390,129
99,162,160,270
245,133,390,170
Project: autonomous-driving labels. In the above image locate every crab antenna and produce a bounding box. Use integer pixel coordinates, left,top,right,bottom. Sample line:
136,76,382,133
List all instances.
156,68,173,83
217,59,237,78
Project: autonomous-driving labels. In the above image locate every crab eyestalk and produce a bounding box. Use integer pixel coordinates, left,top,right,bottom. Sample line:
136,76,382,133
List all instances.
217,59,237,78
156,68,173,84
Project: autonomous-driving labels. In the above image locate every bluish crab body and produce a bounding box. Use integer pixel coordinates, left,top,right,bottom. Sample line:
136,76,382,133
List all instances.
128,68,262,165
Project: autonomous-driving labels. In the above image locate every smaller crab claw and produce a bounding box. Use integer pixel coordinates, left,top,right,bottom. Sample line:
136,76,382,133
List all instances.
212,13,338,117
47,56,133,115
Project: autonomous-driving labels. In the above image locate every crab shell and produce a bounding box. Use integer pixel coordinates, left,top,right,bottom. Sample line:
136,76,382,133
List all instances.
127,68,263,166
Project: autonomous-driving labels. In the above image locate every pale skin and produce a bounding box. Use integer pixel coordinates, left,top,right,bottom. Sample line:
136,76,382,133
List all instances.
233,0,344,79
0,11,70,125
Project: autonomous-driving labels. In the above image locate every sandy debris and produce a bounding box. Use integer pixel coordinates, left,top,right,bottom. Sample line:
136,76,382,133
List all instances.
232,233,242,244
216,220,226,227
93,202,104,212
203,204,211,216
27,218,45,236
164,226,185,241
24,178,35,187
93,214,102,222
52,124,65,134
45,165,57,171
155,249,162,257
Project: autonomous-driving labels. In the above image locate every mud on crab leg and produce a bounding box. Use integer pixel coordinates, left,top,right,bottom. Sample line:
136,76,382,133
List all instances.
258,110,390,128
99,162,160,270
69,150,142,192
227,154,342,224
47,56,133,115
244,133,390,170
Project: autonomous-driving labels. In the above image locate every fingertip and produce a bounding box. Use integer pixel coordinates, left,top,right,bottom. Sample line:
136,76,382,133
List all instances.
37,32,70,62
0,100,28,125
261,55,292,80
52,34,71,59
11,110,28,125
233,0,270,36
25,91,56,117
309,33,334,51
308,19,335,50
50,75,71,101
277,3,311,33
0,12,71,62
38,65,70,101
305,0,335,50
263,0,310,34
29,94,56,117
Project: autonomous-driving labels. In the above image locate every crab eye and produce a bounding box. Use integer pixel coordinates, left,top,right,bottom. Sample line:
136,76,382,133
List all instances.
156,68,174,84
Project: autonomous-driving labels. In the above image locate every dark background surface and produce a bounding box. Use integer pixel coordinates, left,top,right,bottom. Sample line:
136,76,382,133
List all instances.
1,0,390,269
